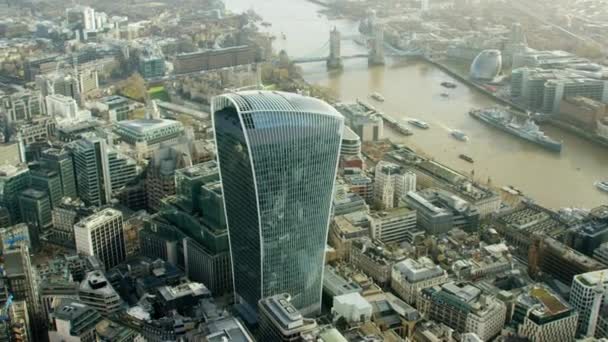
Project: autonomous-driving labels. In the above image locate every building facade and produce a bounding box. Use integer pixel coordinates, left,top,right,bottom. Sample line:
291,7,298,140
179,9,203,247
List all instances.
392,257,448,304
570,270,608,338
74,208,126,270
213,91,344,315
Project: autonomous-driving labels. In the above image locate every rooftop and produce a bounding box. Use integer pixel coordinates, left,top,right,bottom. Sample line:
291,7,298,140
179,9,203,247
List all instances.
526,286,571,317
216,91,342,118
393,257,445,283
259,293,316,332
158,281,211,301
0,164,28,178
75,208,122,230
115,119,182,135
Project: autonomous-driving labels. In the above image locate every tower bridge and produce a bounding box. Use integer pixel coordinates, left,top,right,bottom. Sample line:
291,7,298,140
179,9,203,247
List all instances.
291,25,423,69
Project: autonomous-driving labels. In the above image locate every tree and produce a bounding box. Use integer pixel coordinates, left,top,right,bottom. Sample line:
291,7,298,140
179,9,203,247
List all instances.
118,73,147,101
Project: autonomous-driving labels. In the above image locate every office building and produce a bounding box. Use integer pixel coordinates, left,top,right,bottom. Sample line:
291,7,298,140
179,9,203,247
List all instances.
594,242,608,266
344,171,373,204
48,300,102,342
37,258,80,326
101,95,130,122
138,54,165,78
40,148,77,199
30,167,63,208
374,161,416,210
341,126,362,157
329,212,371,261
570,270,608,338
0,91,44,123
9,301,32,342
511,67,608,114
0,165,30,224
50,198,93,247
370,207,418,244
106,149,138,192
72,135,137,205
191,317,254,341
72,137,112,206
145,146,193,212
350,238,406,285
529,237,605,286
335,102,384,142
19,188,52,234
74,208,126,270
403,188,480,235
567,206,608,256
420,282,506,341
392,257,448,304
0,223,31,251
45,94,78,119
156,281,211,316
114,119,184,158
333,191,368,217
0,141,24,165
258,294,318,341
213,91,344,315
322,265,362,299
36,72,81,100
514,285,578,342
4,245,42,337
78,271,123,316
173,46,255,74
66,6,97,31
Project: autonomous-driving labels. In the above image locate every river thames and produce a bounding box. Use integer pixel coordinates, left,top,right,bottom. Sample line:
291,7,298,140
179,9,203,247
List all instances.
226,0,608,209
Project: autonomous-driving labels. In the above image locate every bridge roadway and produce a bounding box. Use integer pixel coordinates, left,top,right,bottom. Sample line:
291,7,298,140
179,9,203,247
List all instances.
292,53,370,64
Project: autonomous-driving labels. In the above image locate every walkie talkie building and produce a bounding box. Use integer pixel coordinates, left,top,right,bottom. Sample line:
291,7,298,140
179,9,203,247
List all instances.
213,91,344,316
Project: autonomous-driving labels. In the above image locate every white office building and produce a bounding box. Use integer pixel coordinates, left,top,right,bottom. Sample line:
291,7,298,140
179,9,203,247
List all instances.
374,161,416,210
369,207,418,244
570,269,608,339
74,208,126,270
332,292,372,324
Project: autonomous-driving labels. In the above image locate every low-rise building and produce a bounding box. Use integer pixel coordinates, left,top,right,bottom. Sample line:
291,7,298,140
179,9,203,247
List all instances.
332,292,372,324
329,212,370,261
78,271,123,316
420,282,506,341
350,238,406,286
369,207,418,244
48,300,102,342
258,293,318,341
391,257,448,304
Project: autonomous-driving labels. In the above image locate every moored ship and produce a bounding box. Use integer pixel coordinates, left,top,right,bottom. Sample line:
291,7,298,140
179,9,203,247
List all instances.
469,108,562,152
595,181,608,193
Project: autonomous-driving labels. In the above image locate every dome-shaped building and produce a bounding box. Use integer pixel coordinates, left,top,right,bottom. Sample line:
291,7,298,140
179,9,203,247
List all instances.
470,49,502,81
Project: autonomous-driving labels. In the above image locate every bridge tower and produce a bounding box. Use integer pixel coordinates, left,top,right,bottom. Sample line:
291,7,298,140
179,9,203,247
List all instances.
369,23,385,66
327,27,343,69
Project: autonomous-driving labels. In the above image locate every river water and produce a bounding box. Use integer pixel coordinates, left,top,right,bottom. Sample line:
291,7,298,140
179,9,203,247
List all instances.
225,0,608,209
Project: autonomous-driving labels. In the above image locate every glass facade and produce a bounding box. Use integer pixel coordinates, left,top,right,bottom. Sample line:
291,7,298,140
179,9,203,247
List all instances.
213,91,344,315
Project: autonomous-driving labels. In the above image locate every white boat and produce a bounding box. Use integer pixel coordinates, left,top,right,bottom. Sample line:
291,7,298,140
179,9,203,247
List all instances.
408,119,430,129
595,181,608,193
451,130,468,142
370,92,385,102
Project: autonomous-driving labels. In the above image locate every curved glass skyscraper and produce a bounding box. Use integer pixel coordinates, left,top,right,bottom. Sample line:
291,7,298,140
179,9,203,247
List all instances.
213,91,344,316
